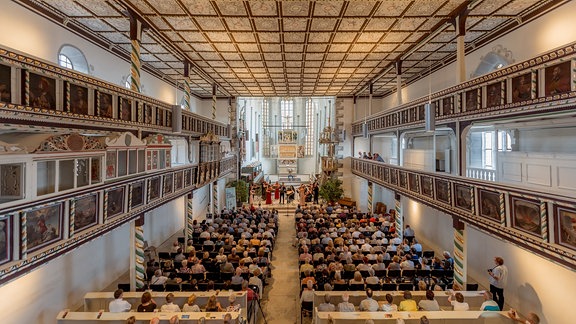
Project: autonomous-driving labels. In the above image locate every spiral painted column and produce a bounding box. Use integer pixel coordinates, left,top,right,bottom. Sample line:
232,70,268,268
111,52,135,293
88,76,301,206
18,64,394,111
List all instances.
211,84,217,120
367,181,373,214
540,201,548,241
69,200,76,238
129,13,142,93
212,181,219,215
394,194,403,241
499,193,506,227
183,77,192,111
186,193,194,239
21,212,27,259
452,219,467,290
134,224,146,290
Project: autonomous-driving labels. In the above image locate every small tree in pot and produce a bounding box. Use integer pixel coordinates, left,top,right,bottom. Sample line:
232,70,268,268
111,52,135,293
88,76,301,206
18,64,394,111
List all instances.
319,178,344,205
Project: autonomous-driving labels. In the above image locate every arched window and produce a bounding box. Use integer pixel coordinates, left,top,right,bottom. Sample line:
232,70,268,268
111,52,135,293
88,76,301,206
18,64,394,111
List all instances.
58,54,73,69
471,45,514,78
57,45,89,74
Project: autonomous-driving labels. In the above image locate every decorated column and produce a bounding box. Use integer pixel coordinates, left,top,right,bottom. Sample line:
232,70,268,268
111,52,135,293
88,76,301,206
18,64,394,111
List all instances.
212,84,217,120
452,217,467,290
186,193,194,239
212,181,219,215
455,13,467,83
367,181,373,214
183,61,191,111
129,12,142,93
130,215,146,291
394,193,403,241
396,60,403,105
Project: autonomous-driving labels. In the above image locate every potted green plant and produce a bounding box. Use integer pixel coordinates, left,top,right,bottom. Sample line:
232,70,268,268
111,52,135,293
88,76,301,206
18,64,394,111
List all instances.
319,178,344,205
227,180,249,207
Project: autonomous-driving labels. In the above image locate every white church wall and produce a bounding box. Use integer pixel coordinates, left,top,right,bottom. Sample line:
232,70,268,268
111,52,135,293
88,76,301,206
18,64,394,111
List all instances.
143,197,185,248
398,195,576,324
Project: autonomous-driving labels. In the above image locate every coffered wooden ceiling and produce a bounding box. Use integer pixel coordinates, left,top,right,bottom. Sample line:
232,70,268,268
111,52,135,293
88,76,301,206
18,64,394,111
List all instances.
18,0,567,98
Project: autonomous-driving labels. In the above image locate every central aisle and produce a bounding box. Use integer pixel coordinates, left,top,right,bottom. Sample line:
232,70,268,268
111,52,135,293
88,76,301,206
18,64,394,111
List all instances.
260,206,300,323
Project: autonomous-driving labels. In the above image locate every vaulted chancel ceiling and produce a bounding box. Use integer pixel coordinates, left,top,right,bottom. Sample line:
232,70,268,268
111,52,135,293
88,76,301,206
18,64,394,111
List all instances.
18,0,567,98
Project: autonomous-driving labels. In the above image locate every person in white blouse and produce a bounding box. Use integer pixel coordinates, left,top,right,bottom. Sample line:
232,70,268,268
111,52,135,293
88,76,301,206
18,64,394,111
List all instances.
108,289,131,313
160,293,181,312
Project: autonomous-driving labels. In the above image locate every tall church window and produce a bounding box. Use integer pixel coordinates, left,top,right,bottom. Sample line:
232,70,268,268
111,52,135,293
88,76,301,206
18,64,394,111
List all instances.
262,99,270,156
305,98,315,156
280,99,293,128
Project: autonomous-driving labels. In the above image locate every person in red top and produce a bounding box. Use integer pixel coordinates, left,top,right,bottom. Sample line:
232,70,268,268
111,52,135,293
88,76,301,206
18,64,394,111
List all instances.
242,281,259,301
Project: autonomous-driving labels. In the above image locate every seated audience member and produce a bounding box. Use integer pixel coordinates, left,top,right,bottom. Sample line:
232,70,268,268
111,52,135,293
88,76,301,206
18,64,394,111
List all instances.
317,294,336,312
508,309,540,324
480,291,500,311
149,318,160,324
165,272,182,285
179,260,191,273
125,316,136,324
205,295,223,312
411,238,423,253
338,293,356,312
417,280,427,291
174,248,186,263
398,290,418,311
169,315,179,324
359,288,379,311
160,293,181,312
400,254,415,270
191,258,206,274
220,256,235,273
420,316,430,324
170,241,180,253
388,256,401,270
379,293,398,312
449,292,470,311
109,289,131,312
349,271,365,287
150,269,168,286
418,290,440,311
182,294,201,312
226,294,241,312
137,291,156,312
223,313,233,324
332,271,346,285
301,269,316,286
249,269,264,295
231,268,245,285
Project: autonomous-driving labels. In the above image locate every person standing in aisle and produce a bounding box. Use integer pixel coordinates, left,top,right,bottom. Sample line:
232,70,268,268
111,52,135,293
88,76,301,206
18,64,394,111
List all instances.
488,256,508,310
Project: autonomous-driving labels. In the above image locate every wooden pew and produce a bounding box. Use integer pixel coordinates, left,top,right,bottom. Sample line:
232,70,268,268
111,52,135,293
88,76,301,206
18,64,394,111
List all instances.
314,310,513,324
84,291,247,318
313,290,486,310
338,197,357,208
57,311,239,323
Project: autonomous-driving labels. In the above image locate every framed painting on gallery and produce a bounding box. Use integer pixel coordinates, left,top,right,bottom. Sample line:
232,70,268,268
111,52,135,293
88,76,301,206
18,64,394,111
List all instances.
478,189,501,222
510,196,542,237
130,181,145,210
72,193,98,234
105,186,125,219
454,183,473,213
555,205,576,251
23,202,62,253
435,179,451,205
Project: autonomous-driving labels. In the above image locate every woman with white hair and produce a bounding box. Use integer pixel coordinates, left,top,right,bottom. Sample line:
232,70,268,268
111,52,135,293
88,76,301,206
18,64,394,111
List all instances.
225,294,240,312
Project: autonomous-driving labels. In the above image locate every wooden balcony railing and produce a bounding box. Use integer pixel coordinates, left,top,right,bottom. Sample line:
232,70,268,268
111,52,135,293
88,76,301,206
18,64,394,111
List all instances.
351,158,576,271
